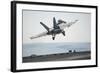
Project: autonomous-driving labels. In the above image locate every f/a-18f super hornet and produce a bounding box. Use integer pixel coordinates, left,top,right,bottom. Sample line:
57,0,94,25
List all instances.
30,17,78,40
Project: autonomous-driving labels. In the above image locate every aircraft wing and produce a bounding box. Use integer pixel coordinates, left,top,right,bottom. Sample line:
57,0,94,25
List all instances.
59,20,78,30
30,31,48,39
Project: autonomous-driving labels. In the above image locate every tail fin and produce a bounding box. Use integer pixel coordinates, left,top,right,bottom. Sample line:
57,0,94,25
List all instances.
53,17,56,28
40,22,49,32
53,17,59,29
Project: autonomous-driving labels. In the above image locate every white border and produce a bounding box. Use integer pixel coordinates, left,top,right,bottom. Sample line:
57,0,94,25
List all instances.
16,4,96,70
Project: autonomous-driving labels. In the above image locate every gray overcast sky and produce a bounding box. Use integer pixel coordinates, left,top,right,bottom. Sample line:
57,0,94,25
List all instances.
23,10,91,44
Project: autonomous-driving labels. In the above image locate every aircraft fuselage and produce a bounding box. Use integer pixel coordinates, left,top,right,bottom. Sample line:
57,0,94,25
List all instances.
47,28,62,35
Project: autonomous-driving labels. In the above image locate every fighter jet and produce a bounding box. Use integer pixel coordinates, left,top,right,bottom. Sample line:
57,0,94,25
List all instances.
30,17,78,40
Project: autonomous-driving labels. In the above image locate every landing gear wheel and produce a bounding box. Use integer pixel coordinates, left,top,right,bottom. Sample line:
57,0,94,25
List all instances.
62,31,65,36
52,37,55,40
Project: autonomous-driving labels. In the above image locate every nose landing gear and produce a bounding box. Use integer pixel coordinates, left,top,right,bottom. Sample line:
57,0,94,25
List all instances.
52,34,55,40
52,37,55,40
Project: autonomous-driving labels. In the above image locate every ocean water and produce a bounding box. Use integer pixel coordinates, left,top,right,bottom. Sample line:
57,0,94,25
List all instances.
23,42,90,57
